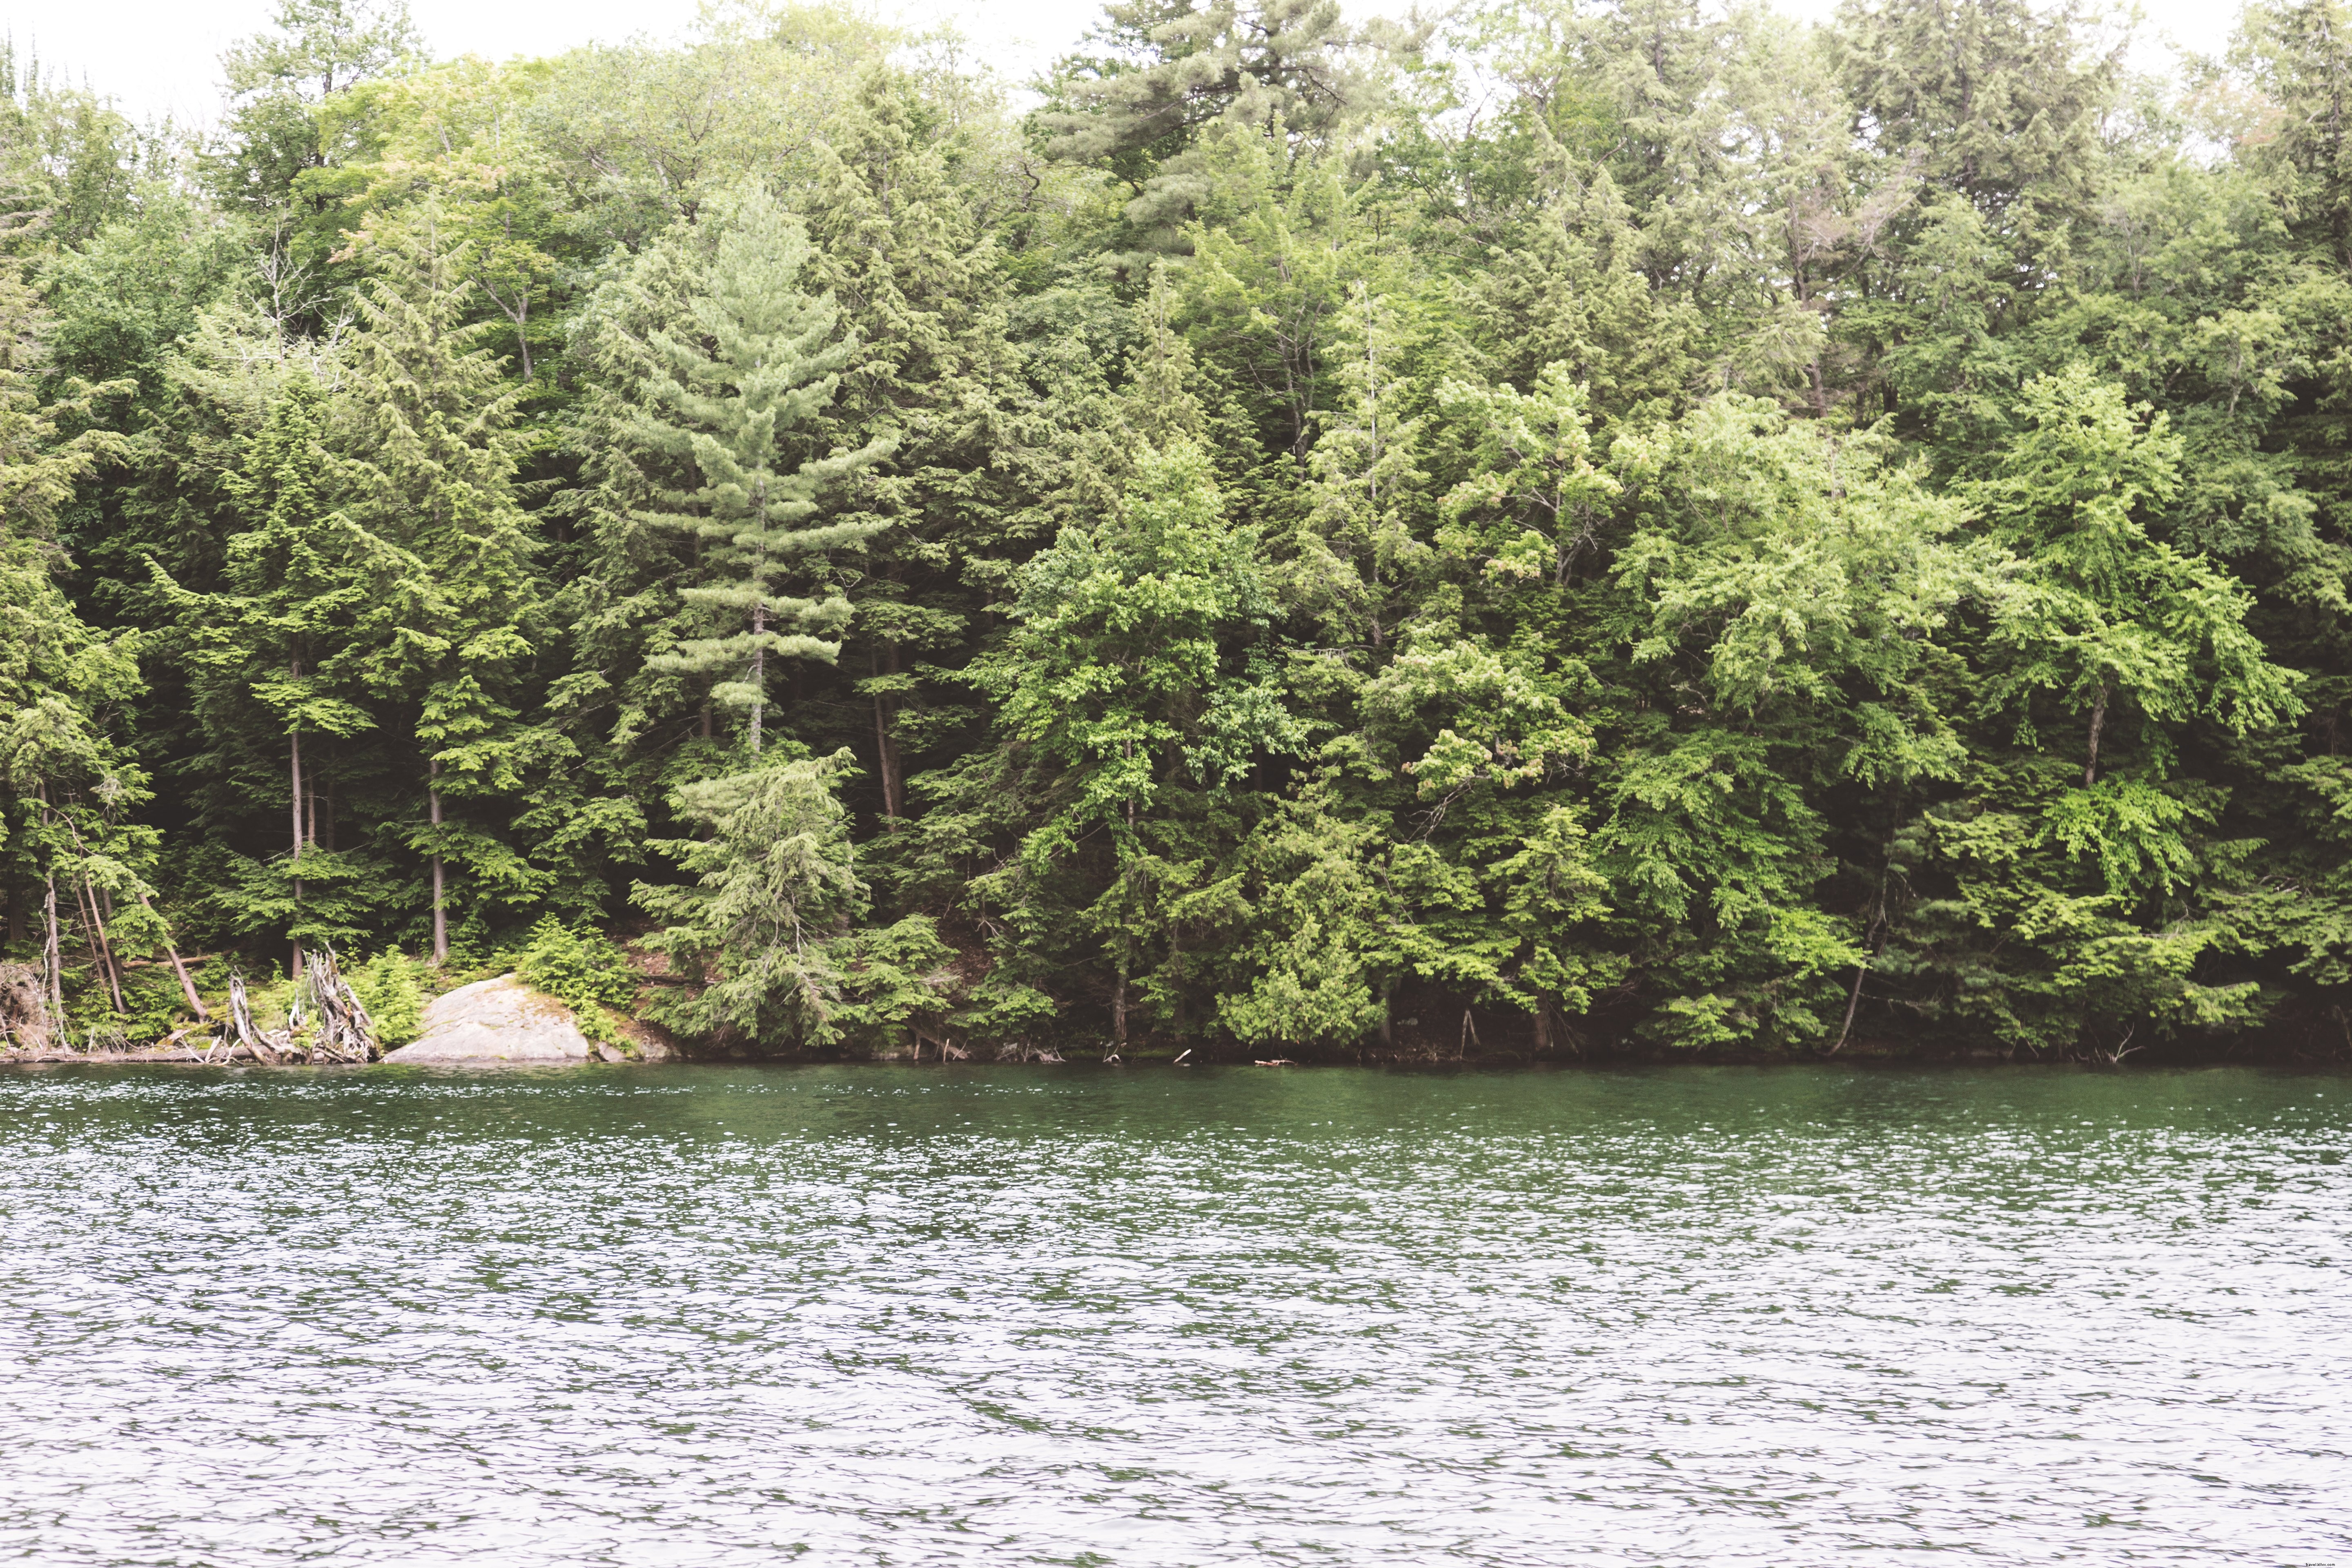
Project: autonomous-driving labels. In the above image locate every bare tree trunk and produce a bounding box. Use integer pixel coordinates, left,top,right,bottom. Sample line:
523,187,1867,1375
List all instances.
74,873,125,1014
2084,684,2109,788
138,890,209,1021
1112,953,1129,1048
1828,963,1867,1055
290,659,305,976
42,875,65,1028
871,646,900,819
89,880,126,1013
749,599,766,756
51,808,125,1013
428,759,448,966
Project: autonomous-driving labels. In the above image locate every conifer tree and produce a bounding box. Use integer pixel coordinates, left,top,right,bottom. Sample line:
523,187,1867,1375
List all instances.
635,747,866,1046
1044,0,1395,247
158,378,415,964
1294,281,1431,648
0,265,163,1026
635,184,891,758
336,216,541,962
804,71,1019,822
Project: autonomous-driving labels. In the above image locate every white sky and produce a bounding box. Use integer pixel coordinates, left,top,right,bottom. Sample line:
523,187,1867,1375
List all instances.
2,0,2247,132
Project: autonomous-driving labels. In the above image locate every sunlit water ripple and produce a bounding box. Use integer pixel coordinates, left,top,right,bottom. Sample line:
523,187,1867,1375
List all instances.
0,1064,2345,1564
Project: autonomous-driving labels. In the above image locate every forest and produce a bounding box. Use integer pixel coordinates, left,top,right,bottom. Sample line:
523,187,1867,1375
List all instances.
4,0,2352,1063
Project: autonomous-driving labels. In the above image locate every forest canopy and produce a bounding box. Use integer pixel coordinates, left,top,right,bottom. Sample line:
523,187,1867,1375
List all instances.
7,0,2352,1063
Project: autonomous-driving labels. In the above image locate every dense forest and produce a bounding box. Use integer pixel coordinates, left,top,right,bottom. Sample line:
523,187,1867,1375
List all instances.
7,0,2352,1062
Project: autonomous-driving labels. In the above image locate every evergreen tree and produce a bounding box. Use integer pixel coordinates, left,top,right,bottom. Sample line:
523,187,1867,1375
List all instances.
803,70,1022,824
1043,0,1396,248
634,184,891,759
156,378,416,964
635,747,866,1047
335,217,541,962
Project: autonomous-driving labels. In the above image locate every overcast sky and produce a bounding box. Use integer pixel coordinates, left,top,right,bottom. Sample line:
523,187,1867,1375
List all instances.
2,0,2247,131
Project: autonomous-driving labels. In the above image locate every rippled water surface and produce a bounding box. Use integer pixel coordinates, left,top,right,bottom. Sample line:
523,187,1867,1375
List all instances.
2,1064,2348,1565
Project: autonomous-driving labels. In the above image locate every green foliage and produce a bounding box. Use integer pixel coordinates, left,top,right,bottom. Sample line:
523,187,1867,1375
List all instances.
350,948,425,1047
16,0,2352,1063
633,182,891,754
634,748,866,1049
513,919,633,1044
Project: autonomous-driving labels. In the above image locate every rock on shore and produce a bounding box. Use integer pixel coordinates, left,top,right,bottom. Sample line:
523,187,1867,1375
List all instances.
384,974,669,1064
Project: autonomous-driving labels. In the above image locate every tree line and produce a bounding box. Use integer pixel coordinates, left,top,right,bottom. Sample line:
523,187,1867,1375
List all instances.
6,0,2352,1062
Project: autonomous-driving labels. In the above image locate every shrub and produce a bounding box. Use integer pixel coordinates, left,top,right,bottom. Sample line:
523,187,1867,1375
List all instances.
351,951,426,1048
516,918,636,1044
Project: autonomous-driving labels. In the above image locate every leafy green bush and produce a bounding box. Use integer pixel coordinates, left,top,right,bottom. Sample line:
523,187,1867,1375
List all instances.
351,951,426,1048
516,918,636,1044
65,968,186,1046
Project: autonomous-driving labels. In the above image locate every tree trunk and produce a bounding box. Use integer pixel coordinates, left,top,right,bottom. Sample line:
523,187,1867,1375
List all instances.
60,810,127,1014
1112,952,1129,1048
93,882,127,1013
872,644,900,819
429,759,448,966
749,598,766,756
290,662,305,976
1828,963,1867,1055
139,890,209,1021
2084,683,2109,787
76,874,125,1014
749,481,767,755
42,875,65,1028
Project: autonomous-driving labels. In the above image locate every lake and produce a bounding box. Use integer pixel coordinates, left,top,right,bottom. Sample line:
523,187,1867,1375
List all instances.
0,1063,2345,1564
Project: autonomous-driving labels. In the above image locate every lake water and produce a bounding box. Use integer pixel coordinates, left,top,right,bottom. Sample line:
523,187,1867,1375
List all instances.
0,1064,2345,1565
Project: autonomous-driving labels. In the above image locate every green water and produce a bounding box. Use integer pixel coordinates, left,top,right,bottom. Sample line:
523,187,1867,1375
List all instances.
0,1062,2345,1564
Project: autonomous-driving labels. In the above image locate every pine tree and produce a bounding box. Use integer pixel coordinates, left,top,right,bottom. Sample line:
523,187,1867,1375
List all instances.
1042,0,1396,249
635,183,891,759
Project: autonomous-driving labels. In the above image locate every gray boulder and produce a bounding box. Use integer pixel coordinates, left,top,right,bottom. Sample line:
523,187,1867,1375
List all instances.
383,974,592,1064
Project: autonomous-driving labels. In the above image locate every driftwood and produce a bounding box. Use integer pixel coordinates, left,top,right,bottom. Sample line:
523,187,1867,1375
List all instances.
0,947,379,1067
225,947,380,1066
